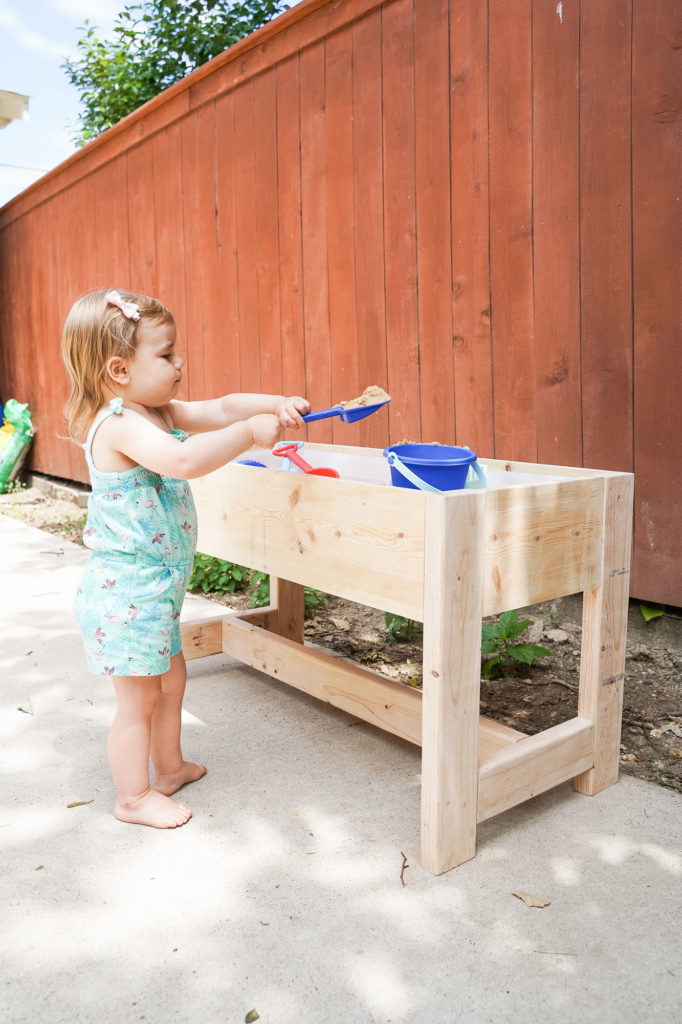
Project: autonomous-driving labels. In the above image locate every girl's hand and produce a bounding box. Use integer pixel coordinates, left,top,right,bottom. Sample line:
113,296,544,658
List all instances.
248,413,283,450
274,395,310,429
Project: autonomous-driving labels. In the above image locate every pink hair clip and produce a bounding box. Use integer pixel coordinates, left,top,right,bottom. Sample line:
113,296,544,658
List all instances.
106,289,140,322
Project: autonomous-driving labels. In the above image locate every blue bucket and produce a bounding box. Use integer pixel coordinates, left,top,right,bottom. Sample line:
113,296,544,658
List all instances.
383,444,477,492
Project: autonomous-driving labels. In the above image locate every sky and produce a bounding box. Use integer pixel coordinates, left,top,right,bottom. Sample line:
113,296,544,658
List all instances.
0,0,122,208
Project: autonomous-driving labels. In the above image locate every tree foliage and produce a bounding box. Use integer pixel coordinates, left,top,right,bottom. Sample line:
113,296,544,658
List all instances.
63,0,289,145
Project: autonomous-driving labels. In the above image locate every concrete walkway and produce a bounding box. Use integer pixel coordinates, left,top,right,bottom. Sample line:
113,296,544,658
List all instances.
1,515,680,1024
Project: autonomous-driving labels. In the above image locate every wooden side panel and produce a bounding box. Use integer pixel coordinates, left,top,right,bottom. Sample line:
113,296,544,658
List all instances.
382,0,420,444
580,0,633,473
489,0,536,460
532,0,582,467
631,0,682,603
450,0,494,456
482,478,605,615
191,463,426,619
414,0,455,443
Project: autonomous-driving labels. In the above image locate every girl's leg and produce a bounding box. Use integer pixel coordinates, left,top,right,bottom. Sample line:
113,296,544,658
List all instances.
150,651,207,796
109,674,192,828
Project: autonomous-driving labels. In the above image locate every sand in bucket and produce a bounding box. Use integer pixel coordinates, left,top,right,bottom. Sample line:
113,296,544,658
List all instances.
383,444,477,492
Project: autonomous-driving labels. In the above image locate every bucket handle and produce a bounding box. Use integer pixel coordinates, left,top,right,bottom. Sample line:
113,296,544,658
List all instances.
385,451,487,492
385,452,440,492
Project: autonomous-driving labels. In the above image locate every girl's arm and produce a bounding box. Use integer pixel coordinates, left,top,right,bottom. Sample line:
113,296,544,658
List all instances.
102,410,284,480
166,393,310,434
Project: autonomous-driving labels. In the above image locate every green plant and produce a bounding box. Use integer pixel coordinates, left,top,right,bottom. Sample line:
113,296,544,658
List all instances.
481,610,552,679
384,613,421,643
248,572,327,620
63,0,289,145
188,552,249,595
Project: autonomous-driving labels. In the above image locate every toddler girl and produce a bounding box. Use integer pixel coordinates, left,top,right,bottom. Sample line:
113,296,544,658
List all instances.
62,288,309,829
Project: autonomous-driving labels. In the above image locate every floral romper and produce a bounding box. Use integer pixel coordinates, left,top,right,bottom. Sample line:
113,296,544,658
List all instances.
74,397,198,676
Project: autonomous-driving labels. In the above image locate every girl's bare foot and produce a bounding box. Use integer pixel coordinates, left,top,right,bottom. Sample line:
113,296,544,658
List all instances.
115,789,192,828
153,761,207,796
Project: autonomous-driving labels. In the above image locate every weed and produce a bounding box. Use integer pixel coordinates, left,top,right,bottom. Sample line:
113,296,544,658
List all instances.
385,613,421,643
248,570,327,620
481,609,552,679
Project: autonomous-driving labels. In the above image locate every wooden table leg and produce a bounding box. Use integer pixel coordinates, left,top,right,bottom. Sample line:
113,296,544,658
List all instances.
420,491,485,874
575,473,634,795
270,576,306,644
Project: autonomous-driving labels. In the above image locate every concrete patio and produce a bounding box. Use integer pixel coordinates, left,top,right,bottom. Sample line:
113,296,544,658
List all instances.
1,514,680,1024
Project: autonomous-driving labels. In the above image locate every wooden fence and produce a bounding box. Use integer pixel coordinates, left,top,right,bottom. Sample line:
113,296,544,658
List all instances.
0,0,679,604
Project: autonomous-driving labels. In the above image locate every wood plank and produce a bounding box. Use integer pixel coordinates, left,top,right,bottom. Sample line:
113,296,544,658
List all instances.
580,0,633,473
181,619,223,660
489,0,536,461
300,41,332,444
325,27,359,445
351,9,389,451
631,0,682,603
216,613,525,762
449,0,494,456
414,0,455,444
478,717,594,822
93,153,131,285
127,139,158,295
482,477,605,615
381,0,421,444
215,92,242,396
575,473,634,794
254,69,283,396
152,124,188,391
532,0,582,467
269,578,305,643
222,616,423,745
276,56,307,402
420,490,485,874
181,103,221,401
233,81,261,391
191,462,426,619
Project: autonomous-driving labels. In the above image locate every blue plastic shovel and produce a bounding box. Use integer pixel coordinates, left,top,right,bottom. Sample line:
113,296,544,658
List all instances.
302,398,391,424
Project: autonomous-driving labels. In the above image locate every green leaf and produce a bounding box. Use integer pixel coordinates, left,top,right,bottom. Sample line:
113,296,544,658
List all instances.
508,643,552,664
640,602,664,622
482,656,502,678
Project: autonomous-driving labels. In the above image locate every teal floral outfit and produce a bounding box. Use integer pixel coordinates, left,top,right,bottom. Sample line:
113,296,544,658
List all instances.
74,398,197,676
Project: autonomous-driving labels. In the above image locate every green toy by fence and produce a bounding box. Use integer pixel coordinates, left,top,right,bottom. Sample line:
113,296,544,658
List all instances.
0,400,34,493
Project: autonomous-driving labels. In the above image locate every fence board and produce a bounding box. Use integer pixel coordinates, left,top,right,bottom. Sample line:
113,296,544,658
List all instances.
449,0,494,457
352,9,389,451
275,57,306,401
0,0,678,602
414,0,455,443
580,0,633,474
532,0,582,468
381,0,420,444
631,0,682,602
489,0,536,461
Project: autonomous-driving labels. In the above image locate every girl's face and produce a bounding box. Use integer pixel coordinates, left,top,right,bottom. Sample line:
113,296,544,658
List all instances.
125,320,183,407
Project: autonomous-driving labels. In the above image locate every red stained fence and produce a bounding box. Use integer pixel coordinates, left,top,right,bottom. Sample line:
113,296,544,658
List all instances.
0,0,680,603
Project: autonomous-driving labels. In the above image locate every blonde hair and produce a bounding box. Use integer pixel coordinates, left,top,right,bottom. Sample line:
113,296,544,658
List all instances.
61,288,173,442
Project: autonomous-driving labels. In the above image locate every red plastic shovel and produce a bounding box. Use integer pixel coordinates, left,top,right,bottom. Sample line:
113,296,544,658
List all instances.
272,442,340,478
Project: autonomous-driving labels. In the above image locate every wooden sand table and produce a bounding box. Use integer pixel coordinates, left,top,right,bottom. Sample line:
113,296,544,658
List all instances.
182,445,633,875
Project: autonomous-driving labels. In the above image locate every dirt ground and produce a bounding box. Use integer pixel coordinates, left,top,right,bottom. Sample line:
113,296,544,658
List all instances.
2,479,680,793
